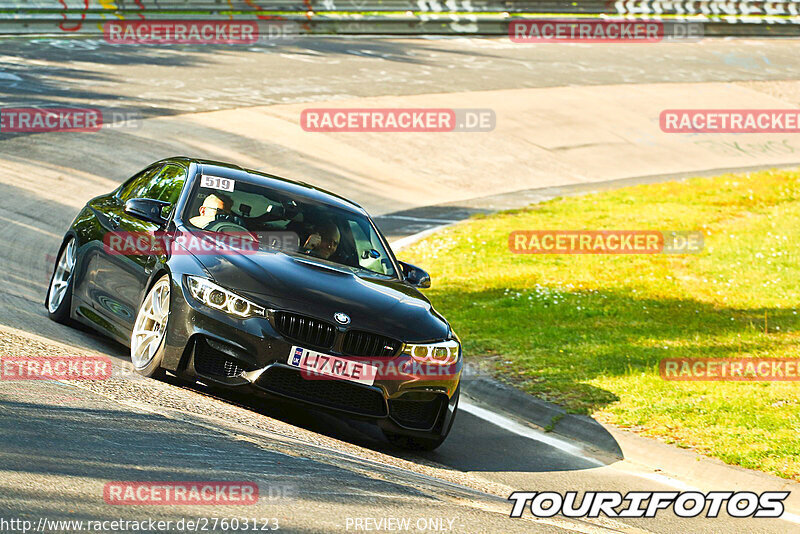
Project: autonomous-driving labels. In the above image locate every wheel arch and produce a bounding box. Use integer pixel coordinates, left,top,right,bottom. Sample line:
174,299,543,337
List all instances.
44,231,80,309
144,267,172,297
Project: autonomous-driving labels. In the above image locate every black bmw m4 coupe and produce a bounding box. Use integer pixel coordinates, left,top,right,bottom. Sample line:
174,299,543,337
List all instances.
46,157,461,450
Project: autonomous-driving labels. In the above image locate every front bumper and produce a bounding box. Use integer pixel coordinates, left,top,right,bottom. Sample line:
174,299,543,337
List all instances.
160,275,461,438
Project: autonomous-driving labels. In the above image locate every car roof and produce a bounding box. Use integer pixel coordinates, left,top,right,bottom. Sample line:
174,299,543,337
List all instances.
163,156,367,215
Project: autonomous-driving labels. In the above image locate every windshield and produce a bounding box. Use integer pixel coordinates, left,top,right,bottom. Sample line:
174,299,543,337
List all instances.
183,175,397,278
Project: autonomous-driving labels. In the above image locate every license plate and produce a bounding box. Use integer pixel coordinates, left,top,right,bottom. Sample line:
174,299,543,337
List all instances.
287,346,377,386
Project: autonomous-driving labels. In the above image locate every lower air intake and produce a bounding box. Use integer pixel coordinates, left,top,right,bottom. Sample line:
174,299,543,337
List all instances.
256,365,387,418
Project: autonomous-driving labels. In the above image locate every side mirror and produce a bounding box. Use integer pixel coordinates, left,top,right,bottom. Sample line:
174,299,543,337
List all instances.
399,261,431,288
124,198,171,226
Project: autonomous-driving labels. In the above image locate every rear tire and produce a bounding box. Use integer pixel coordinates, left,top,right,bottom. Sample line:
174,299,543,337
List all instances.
46,237,77,324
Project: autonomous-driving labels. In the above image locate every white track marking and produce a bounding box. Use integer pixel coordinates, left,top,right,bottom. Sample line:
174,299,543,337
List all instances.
389,222,457,251
460,399,605,467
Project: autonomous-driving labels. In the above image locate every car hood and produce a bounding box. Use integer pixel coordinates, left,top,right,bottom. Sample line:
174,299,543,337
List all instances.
192,249,449,343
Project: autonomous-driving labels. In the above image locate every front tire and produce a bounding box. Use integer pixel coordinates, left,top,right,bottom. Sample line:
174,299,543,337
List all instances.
130,274,171,379
46,237,77,324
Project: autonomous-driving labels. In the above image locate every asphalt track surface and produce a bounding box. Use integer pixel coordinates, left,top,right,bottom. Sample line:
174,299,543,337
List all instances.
1,36,799,533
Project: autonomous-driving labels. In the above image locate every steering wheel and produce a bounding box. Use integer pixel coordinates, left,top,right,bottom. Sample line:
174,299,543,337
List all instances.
203,220,260,253
205,220,249,233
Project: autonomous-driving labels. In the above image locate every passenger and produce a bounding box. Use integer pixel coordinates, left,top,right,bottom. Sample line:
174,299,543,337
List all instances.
302,220,340,260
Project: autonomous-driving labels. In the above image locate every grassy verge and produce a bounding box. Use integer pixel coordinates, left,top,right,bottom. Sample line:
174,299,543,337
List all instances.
400,169,800,480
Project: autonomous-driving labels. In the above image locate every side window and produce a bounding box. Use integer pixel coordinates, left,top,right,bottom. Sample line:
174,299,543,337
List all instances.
117,165,162,201
349,220,373,260
145,164,187,204
117,164,186,207
348,220,394,276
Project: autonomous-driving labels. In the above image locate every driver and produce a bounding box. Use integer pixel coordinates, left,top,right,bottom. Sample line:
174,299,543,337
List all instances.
302,220,340,260
189,193,232,229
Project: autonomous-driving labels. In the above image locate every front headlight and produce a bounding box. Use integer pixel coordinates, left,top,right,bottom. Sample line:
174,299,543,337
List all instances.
404,339,460,366
185,276,265,318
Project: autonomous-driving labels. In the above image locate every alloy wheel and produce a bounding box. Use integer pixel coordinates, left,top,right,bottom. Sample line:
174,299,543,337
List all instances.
131,277,171,370
47,238,76,313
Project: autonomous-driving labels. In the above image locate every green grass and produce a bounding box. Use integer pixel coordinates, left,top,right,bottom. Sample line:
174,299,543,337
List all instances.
400,169,800,480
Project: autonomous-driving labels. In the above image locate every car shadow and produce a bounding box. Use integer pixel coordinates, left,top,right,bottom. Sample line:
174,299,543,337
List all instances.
160,373,616,474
